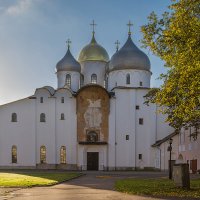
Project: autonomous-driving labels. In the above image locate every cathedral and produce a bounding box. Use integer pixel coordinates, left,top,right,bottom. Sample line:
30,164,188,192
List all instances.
0,22,173,170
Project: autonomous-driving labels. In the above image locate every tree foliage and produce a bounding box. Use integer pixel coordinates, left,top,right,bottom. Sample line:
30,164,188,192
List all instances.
141,0,200,130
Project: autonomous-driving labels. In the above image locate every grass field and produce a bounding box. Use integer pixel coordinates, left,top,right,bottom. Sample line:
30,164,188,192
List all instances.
0,172,81,187
115,178,200,199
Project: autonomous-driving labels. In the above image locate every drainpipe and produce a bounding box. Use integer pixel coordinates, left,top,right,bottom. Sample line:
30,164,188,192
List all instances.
160,147,161,171
54,97,57,168
155,104,158,141
35,98,37,168
156,105,160,170
114,96,117,171
157,146,161,171
135,90,137,170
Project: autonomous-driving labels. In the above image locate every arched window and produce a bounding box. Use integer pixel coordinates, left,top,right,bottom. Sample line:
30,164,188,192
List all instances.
87,131,98,142
40,113,46,122
40,146,46,164
91,74,97,84
80,74,84,87
11,113,17,122
61,97,64,103
65,74,71,87
126,73,130,84
12,145,17,163
40,97,43,103
61,113,65,120
60,146,66,164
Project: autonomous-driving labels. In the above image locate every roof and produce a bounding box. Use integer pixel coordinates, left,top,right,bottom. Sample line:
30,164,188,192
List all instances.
78,34,109,63
151,131,179,147
56,48,81,72
75,84,111,97
109,35,151,72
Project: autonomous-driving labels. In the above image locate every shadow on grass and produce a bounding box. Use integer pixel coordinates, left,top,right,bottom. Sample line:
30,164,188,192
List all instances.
0,169,83,187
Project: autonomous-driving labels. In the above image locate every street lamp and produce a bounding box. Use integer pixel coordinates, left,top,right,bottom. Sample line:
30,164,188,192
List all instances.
167,138,173,179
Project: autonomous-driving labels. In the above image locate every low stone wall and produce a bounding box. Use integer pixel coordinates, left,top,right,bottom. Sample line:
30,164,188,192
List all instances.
36,164,79,170
56,164,78,170
0,166,36,169
36,164,56,170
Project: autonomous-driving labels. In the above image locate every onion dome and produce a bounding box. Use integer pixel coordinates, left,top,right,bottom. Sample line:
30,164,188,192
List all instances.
56,41,81,72
109,35,151,72
78,34,109,63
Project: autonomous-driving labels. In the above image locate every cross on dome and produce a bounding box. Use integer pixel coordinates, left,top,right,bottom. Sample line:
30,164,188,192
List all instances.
90,20,97,35
115,40,120,51
127,20,133,36
66,39,71,49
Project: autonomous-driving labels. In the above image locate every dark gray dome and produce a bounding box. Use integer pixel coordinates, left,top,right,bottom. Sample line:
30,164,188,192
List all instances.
109,36,150,72
56,48,81,72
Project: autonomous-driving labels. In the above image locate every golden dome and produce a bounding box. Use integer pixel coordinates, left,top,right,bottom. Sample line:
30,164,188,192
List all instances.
78,35,109,62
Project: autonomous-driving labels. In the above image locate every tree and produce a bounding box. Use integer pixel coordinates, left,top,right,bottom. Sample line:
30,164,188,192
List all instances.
141,0,200,130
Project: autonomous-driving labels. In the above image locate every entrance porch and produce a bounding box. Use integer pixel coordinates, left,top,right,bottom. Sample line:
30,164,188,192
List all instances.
77,145,107,171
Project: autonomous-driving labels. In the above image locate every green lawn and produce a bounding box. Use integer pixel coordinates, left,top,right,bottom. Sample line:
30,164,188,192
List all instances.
115,178,200,199
0,172,81,187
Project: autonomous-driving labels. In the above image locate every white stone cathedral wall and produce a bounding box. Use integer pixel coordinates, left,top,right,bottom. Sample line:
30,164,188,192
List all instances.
112,89,136,169
80,61,107,87
108,98,116,169
0,98,36,167
54,89,77,165
0,87,78,168
57,71,80,91
135,89,156,169
109,88,173,169
35,89,56,165
108,69,151,91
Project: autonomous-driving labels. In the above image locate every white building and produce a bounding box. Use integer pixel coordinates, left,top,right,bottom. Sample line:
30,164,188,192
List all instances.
0,26,174,170
152,128,200,173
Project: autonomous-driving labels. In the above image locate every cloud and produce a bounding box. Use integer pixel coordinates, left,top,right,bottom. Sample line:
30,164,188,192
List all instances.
6,0,33,15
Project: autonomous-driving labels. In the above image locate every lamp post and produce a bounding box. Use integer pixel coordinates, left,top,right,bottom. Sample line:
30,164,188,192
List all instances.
168,138,173,179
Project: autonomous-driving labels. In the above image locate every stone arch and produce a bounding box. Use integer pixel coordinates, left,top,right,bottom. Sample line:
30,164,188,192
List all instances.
177,154,184,164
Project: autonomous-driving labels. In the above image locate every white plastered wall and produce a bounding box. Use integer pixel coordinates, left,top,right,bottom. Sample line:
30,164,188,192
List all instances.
108,69,151,91
57,71,80,91
80,61,107,87
54,88,77,165
109,89,135,168
35,88,56,165
0,98,36,167
109,87,174,169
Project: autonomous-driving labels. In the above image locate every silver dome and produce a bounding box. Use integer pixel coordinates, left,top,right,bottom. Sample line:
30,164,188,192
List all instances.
56,48,81,72
109,36,150,72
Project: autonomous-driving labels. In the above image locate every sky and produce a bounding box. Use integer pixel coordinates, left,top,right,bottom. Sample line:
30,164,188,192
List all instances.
0,0,171,105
